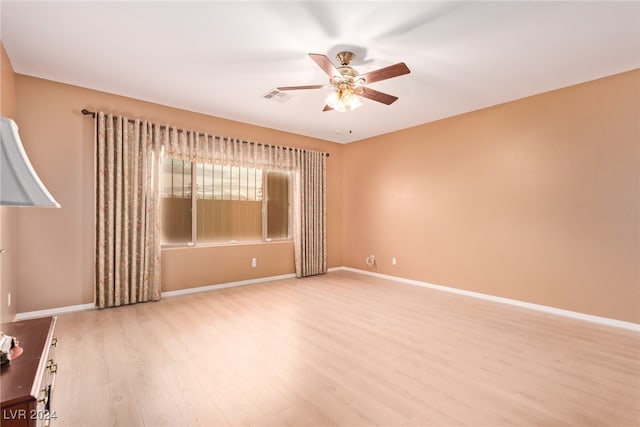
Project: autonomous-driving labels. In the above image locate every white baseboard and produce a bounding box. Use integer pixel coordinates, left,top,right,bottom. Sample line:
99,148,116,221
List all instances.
14,303,95,321
14,269,638,332
12,274,298,321
335,267,640,332
161,273,297,298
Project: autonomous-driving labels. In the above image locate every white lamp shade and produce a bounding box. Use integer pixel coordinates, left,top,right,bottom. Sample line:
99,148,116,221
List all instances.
0,116,60,207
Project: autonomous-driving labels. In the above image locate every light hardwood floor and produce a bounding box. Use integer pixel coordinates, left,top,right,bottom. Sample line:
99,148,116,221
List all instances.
52,271,639,426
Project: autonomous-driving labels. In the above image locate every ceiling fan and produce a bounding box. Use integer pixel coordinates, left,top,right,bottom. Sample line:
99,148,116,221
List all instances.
277,51,411,112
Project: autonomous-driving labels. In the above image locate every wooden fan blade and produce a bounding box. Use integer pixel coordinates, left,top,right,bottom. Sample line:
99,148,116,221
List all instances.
309,53,340,77
277,85,324,91
322,104,334,112
359,87,399,105
360,62,410,85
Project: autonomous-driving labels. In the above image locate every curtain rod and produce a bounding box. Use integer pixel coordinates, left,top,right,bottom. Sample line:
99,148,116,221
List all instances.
81,109,329,157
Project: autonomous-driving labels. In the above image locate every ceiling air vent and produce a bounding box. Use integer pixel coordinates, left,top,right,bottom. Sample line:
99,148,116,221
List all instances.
262,89,293,103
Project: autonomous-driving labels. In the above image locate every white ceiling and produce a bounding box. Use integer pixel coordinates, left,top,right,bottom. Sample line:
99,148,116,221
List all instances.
1,1,639,144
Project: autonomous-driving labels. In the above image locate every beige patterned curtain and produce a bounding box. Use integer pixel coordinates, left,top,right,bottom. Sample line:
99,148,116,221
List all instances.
95,113,162,308
293,150,327,277
163,130,302,171
164,128,328,277
95,111,327,301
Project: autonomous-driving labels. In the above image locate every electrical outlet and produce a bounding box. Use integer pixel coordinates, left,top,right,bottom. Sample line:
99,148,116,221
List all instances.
251,258,257,268
7,292,11,307
392,258,397,266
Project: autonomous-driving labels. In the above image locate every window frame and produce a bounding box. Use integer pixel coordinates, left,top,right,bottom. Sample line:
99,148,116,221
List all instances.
160,157,293,248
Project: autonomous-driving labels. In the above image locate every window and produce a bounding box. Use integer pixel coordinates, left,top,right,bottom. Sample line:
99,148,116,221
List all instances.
161,157,291,245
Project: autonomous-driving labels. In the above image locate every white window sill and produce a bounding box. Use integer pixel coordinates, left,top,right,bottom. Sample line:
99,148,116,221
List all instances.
161,239,292,250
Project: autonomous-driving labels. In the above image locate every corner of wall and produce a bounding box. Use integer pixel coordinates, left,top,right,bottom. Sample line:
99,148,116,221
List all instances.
0,41,18,322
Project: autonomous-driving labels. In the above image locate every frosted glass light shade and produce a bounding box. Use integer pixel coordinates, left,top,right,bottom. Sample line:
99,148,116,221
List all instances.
0,116,60,207
326,90,362,112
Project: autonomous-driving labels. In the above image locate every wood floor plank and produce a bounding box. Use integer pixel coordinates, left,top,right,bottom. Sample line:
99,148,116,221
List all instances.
51,271,640,426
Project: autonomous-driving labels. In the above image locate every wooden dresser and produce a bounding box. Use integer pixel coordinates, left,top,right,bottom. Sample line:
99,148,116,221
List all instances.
1,316,58,427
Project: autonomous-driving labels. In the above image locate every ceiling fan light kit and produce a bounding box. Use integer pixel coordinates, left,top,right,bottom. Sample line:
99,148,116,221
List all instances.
326,87,362,112
278,50,411,112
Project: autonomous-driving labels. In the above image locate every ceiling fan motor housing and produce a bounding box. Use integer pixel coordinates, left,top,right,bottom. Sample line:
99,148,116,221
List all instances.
330,52,365,94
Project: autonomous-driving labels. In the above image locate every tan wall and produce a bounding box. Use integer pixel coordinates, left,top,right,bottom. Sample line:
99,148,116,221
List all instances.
163,241,294,291
1,43,16,118
343,69,640,323
0,42,18,322
14,74,343,312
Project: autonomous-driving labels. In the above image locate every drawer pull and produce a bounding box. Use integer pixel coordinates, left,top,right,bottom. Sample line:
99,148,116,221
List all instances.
46,359,58,373
38,385,52,411
38,388,49,404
